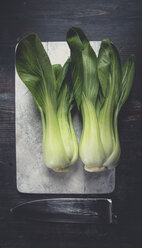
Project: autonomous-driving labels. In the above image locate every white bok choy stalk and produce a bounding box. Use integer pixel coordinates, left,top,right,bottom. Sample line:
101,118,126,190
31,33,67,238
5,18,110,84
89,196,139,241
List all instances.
66,27,135,172
16,33,78,172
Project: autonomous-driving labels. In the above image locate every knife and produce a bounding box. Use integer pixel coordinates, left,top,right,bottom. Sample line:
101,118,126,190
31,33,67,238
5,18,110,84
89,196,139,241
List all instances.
11,198,114,224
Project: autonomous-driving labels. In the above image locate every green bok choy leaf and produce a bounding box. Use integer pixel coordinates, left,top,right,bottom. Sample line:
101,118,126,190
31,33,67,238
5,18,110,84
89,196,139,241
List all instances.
66,27,135,172
16,33,78,172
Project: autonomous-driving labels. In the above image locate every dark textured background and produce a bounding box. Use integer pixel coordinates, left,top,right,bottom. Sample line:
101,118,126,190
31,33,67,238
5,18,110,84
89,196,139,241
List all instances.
0,0,142,247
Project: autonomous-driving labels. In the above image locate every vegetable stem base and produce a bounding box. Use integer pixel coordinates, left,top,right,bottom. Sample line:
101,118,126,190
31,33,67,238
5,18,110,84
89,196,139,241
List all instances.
52,167,69,172
84,165,106,172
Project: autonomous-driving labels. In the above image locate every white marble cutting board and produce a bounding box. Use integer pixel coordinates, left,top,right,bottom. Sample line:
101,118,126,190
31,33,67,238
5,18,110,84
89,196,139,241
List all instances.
16,41,115,194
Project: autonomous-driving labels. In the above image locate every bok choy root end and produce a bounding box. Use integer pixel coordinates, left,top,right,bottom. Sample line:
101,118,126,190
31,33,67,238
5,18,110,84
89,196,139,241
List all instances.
16,33,78,172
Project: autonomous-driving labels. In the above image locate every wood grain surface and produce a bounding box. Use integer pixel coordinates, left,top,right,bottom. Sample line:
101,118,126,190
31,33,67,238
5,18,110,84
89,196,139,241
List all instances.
0,0,142,247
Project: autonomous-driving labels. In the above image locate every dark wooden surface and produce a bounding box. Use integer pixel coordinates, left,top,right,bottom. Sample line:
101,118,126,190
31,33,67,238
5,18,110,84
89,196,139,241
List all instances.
0,0,142,247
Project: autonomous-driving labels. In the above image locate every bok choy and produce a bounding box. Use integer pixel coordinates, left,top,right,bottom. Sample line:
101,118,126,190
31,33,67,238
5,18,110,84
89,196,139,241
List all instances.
16,33,78,172
66,27,135,172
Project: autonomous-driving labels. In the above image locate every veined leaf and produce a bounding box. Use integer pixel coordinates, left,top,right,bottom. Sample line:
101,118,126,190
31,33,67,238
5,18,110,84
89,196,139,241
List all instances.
97,39,122,104
16,33,56,112
54,58,71,96
66,26,99,108
118,54,135,110
52,64,62,80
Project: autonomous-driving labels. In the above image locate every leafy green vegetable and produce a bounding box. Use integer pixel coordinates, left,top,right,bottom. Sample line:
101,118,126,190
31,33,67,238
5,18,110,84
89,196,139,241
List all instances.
16,33,78,172
67,27,135,172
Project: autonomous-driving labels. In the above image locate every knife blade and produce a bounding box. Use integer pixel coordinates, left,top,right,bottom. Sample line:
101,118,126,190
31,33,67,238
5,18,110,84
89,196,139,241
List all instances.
11,198,113,224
